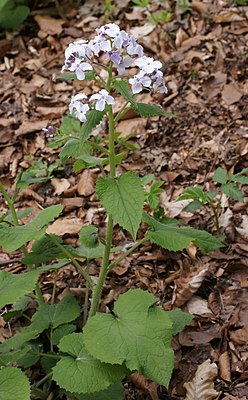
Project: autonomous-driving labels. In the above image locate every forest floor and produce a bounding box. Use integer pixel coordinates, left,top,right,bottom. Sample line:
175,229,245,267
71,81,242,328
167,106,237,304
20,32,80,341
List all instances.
0,0,248,399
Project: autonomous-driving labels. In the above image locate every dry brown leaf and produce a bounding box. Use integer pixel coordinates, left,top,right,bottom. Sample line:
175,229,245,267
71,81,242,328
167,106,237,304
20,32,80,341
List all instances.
184,359,219,400
130,24,155,39
187,296,212,315
51,178,71,196
129,371,159,400
236,215,248,240
77,170,96,196
219,351,231,382
222,83,243,106
46,218,84,236
34,15,64,35
173,264,209,307
175,27,189,48
202,72,227,99
215,12,244,23
117,118,147,139
230,326,248,345
15,120,49,136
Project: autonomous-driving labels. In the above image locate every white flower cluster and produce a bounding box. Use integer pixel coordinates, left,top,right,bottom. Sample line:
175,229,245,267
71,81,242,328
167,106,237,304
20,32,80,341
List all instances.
69,90,114,122
62,23,167,122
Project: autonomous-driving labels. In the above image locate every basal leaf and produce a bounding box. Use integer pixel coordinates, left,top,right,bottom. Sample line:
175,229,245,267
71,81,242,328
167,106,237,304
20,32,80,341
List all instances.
31,295,80,330
166,309,193,335
0,367,30,400
52,324,76,346
221,183,244,202
71,382,124,400
22,234,63,265
83,289,174,388
0,4,30,29
0,205,63,252
212,167,227,184
52,333,127,394
134,103,168,117
0,270,39,308
96,172,144,239
143,213,223,253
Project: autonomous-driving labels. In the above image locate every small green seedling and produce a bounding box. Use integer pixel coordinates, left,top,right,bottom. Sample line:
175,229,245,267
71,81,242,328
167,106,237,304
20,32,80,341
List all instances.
177,167,248,230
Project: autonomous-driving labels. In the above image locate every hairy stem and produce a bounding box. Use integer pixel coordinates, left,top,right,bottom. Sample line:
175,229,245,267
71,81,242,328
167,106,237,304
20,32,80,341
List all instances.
89,65,116,318
82,259,90,326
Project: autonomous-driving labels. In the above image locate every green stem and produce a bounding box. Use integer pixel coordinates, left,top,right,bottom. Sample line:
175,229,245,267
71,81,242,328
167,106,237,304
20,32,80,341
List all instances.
108,235,148,270
32,372,53,389
0,180,44,304
209,200,220,232
30,351,60,359
46,234,93,288
0,181,19,225
89,65,116,318
114,102,131,123
83,259,90,326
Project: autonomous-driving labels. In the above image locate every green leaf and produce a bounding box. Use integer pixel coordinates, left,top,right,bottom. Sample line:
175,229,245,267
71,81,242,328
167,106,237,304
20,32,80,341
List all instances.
183,200,203,213
3,296,30,322
134,103,167,117
52,333,127,394
0,205,63,252
212,167,227,184
96,172,144,239
0,367,31,400
0,347,31,367
221,183,244,202
0,2,30,29
177,186,207,203
166,309,193,335
71,382,124,400
0,270,39,308
60,139,90,160
143,213,223,253
140,174,155,186
0,330,41,353
113,81,136,106
84,289,174,388
22,234,63,265
17,342,41,368
31,295,80,331
52,324,76,346
231,174,248,184
79,110,105,140
79,225,98,248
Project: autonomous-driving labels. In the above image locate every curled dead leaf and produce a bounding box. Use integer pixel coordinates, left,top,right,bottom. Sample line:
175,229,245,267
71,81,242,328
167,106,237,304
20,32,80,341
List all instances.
77,170,96,197
173,263,209,307
184,359,219,400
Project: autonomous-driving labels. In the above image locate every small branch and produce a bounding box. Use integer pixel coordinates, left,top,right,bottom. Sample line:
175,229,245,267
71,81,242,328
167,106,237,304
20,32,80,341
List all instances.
108,235,149,270
46,234,93,288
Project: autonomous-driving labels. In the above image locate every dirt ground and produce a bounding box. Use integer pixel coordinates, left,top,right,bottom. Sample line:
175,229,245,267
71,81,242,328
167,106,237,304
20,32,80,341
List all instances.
0,0,248,399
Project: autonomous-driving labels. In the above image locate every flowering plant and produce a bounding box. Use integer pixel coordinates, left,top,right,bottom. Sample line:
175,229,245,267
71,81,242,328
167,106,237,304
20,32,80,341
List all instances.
0,23,223,399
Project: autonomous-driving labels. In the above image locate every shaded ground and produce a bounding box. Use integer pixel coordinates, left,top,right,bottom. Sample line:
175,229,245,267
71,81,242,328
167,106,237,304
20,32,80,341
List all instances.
0,0,248,399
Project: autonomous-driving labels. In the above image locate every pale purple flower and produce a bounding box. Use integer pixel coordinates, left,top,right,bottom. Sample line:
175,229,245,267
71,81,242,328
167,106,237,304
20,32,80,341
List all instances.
90,89,115,111
69,94,90,122
126,36,143,57
135,56,162,74
129,71,152,94
115,56,133,75
152,70,168,94
113,31,130,49
96,23,120,38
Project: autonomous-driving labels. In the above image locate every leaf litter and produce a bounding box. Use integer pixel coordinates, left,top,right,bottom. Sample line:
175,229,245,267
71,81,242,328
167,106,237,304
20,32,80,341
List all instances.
0,0,248,399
